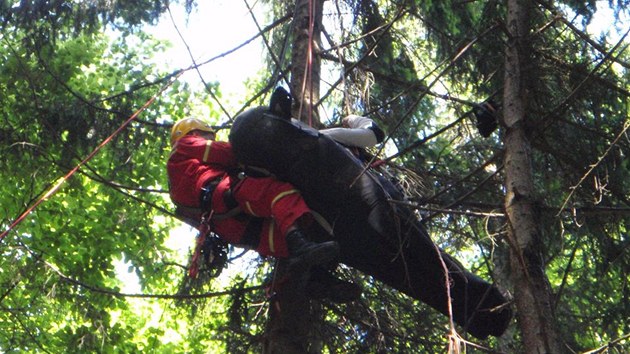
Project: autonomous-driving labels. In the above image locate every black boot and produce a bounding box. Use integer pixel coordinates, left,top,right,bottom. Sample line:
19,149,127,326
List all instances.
286,229,339,271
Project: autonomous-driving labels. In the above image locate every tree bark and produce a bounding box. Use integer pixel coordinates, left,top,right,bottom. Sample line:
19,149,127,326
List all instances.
502,0,563,352
263,0,324,353
289,0,323,126
262,263,320,354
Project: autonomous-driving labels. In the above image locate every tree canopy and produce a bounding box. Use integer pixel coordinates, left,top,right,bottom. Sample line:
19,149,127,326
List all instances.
1,0,629,353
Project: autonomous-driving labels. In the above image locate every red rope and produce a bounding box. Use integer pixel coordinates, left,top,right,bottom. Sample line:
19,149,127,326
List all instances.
307,0,314,127
297,0,316,126
0,70,183,243
188,211,213,279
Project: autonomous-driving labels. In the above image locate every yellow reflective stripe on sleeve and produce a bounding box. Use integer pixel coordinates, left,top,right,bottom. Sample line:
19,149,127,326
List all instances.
245,202,259,217
202,140,212,162
268,220,275,253
270,189,299,209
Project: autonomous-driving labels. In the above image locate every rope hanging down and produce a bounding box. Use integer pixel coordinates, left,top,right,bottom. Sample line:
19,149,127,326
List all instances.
0,70,184,243
296,0,316,126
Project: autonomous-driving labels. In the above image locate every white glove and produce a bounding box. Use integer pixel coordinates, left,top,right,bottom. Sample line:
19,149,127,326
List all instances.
342,115,374,129
321,115,380,148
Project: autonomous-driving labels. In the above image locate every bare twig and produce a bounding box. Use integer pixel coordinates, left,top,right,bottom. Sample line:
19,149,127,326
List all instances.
557,119,630,216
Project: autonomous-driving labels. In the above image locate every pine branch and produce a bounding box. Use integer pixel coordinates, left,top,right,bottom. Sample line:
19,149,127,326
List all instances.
581,333,630,354
535,0,630,69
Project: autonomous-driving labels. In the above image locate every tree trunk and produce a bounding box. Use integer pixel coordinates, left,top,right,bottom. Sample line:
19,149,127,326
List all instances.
289,0,323,126
263,1,324,353
502,0,563,352
262,262,321,354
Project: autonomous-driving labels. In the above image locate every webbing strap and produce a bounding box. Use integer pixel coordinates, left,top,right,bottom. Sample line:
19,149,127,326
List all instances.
175,204,242,222
311,210,334,235
213,207,243,221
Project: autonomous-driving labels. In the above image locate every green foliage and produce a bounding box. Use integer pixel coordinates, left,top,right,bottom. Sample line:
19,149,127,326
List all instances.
1,0,187,45
0,9,201,352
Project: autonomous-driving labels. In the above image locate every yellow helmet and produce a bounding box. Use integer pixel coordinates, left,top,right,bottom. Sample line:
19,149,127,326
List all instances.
170,118,215,146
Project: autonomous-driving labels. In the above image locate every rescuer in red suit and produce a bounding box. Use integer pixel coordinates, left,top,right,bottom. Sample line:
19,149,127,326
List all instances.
167,117,339,269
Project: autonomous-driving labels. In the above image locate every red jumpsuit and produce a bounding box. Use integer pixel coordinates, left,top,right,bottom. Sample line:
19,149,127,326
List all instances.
167,134,311,257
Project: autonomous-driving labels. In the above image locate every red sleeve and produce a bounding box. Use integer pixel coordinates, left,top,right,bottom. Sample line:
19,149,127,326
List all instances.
175,135,237,169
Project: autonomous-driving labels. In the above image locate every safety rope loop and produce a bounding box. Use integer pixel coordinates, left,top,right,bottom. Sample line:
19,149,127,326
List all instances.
188,211,214,279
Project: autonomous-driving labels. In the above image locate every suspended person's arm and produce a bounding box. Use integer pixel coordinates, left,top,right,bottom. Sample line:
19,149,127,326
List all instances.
320,115,384,148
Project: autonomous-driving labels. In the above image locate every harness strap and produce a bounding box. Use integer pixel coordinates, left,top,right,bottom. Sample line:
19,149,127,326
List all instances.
242,165,274,178
200,179,221,210
213,206,243,221
195,176,242,220
222,189,239,210
311,210,334,235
